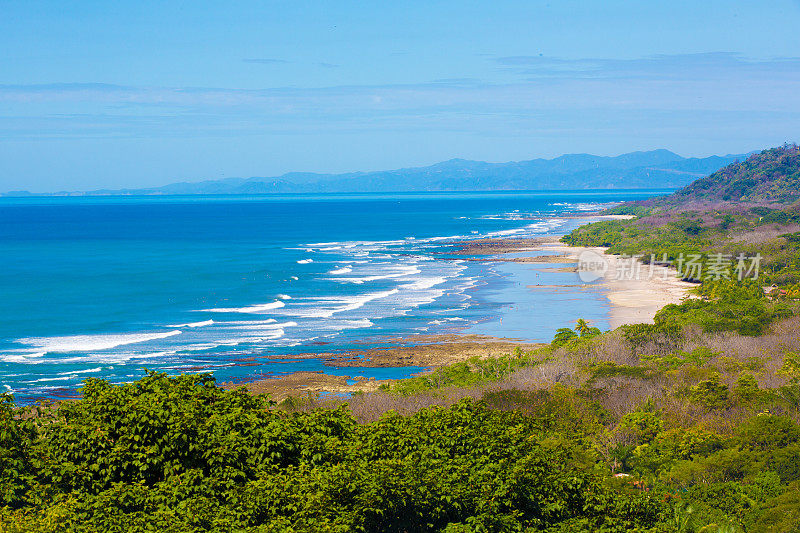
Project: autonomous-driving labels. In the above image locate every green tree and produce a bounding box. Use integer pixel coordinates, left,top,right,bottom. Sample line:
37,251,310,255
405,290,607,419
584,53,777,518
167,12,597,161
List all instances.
575,318,590,335
690,373,731,410
552,327,579,347
734,373,760,403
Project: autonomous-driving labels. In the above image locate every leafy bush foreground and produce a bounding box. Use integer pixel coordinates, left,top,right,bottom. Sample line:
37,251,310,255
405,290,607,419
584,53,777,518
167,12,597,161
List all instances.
1,373,668,532
2,371,800,532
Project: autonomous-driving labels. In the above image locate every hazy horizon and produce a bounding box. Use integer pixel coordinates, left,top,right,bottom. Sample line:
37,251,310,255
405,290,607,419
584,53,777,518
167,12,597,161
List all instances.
2,1,799,192
1,146,749,195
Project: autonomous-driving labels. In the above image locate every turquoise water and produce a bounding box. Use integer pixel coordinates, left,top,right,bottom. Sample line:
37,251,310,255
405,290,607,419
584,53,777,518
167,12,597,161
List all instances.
0,191,669,403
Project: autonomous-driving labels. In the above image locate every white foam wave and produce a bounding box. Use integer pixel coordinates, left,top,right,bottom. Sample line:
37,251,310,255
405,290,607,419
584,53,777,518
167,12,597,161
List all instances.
0,352,46,363
307,239,406,249
297,258,313,264
216,319,277,326
338,319,374,329
549,202,615,211
201,300,285,313
167,319,214,328
63,367,104,375
328,266,353,274
14,330,182,354
315,319,375,331
429,317,467,325
229,321,298,330
133,350,178,360
483,219,567,239
424,235,467,242
400,276,448,291
287,288,399,318
331,265,420,284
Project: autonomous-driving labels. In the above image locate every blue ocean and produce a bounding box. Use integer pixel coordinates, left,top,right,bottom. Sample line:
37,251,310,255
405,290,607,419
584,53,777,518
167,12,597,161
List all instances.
0,191,668,403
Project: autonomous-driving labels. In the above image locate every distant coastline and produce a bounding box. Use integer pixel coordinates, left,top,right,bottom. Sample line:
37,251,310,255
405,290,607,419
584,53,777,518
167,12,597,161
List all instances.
2,148,749,197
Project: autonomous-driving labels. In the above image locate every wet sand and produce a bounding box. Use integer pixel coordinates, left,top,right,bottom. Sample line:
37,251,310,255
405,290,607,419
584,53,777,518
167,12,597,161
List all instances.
532,241,694,329
455,235,694,328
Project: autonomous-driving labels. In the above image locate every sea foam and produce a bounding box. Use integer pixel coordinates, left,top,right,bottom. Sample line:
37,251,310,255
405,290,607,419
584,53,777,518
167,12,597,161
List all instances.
14,330,182,354
201,301,285,313
167,319,214,328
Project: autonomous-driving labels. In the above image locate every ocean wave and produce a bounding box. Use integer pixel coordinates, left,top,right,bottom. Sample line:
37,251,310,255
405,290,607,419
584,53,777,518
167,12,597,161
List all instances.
228,321,298,330
482,219,566,239
201,300,285,313
429,317,467,325
13,330,182,355
330,265,420,284
317,319,374,330
131,350,178,360
485,227,527,237
549,202,616,211
328,266,353,274
423,234,467,242
167,319,214,328
306,239,406,250
297,258,314,264
216,319,277,325
400,276,448,291
286,288,400,318
29,367,106,382
0,352,47,363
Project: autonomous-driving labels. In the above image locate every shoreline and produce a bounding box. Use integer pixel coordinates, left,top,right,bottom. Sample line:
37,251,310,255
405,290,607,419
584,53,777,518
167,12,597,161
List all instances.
224,334,539,400
227,214,694,399
528,240,694,329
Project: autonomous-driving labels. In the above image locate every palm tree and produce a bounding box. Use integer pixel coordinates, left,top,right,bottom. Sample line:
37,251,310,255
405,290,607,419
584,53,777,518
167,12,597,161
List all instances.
575,318,590,336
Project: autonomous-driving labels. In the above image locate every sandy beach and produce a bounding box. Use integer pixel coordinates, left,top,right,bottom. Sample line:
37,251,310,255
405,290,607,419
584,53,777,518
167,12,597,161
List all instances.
450,215,695,329
535,242,694,328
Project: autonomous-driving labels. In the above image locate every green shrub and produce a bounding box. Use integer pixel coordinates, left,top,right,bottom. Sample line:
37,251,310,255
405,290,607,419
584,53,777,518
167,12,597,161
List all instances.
0,393,35,508
618,409,663,446
690,373,731,410
747,482,800,533
734,373,761,403
738,414,800,452
763,444,800,484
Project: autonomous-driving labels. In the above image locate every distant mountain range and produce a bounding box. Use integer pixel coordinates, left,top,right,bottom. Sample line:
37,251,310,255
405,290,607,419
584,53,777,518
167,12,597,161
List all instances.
3,149,752,196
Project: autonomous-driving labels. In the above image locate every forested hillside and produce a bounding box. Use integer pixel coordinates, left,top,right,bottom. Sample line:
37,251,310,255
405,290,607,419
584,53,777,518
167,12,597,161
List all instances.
642,144,800,207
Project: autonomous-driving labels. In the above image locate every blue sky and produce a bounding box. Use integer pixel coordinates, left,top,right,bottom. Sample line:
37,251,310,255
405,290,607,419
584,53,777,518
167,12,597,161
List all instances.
2,0,800,192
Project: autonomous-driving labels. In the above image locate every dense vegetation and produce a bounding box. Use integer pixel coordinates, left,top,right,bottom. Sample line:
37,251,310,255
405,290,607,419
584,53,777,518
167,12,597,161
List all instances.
563,146,800,288
670,145,800,205
4,145,800,531
0,372,676,532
